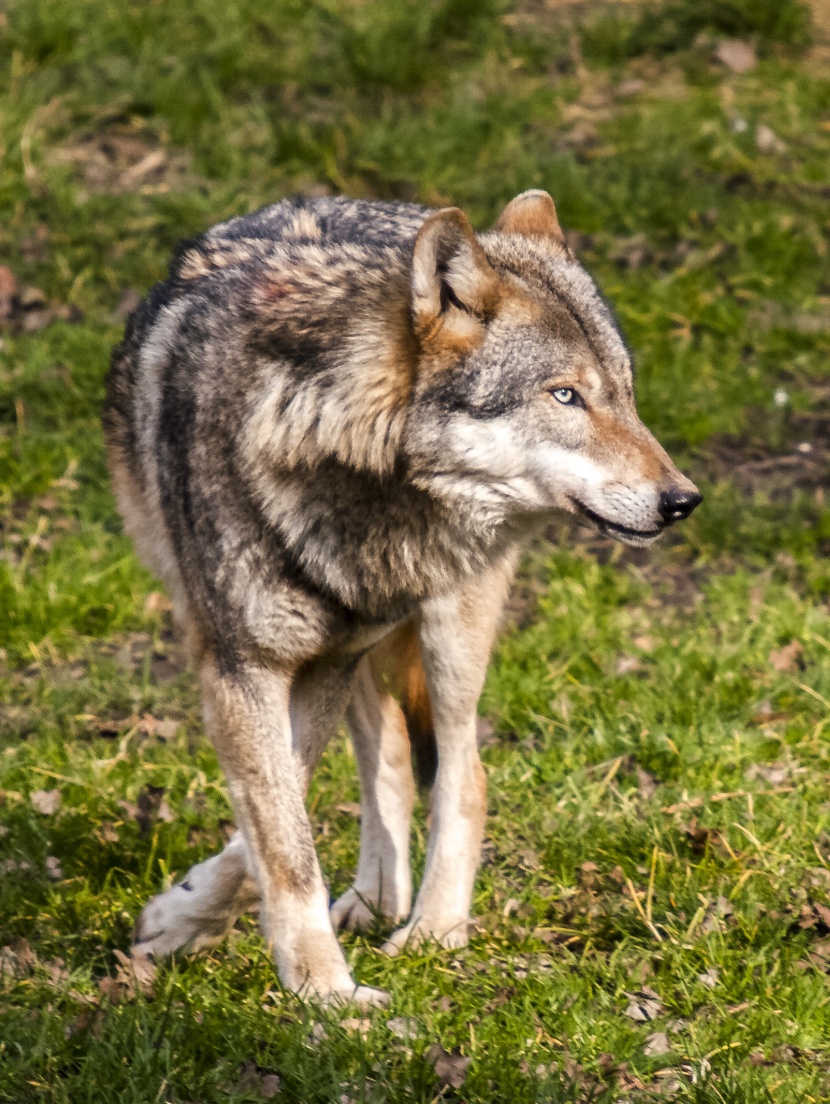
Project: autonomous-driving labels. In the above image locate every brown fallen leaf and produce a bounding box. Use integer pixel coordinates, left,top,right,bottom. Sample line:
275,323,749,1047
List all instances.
0,937,38,978
0,265,18,318
745,761,790,785
615,655,643,676
615,78,646,98
45,855,63,881
128,950,157,997
698,967,719,989
769,640,803,673
0,269,78,333
100,948,156,1003
636,766,658,801
756,124,786,155
386,1016,417,1039
44,957,70,986
341,1017,372,1037
715,40,756,74
143,590,173,615
682,819,716,855
229,1060,281,1098
65,1005,105,1039
336,802,361,818
97,821,120,844
625,987,664,1022
644,1031,671,1056
135,784,167,834
31,789,61,815
427,1044,471,1089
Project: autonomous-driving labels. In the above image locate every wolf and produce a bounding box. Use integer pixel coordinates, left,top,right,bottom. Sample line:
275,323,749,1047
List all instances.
104,190,701,1006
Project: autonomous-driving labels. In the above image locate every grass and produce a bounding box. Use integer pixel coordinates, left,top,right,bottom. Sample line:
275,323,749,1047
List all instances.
2,0,830,1099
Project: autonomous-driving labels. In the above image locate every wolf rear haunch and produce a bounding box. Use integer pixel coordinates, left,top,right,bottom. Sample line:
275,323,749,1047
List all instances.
104,191,701,1005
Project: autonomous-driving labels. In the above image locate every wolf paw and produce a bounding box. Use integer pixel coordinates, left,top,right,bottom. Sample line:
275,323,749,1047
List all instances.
132,885,234,957
381,915,470,957
314,983,391,1009
330,887,406,931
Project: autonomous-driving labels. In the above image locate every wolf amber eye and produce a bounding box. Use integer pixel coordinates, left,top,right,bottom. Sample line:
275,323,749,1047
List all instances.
552,387,577,405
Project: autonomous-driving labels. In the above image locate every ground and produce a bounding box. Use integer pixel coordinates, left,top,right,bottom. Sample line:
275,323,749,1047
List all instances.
2,1,830,1101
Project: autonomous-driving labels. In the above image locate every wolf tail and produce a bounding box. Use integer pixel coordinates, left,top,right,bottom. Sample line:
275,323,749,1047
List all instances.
368,621,437,790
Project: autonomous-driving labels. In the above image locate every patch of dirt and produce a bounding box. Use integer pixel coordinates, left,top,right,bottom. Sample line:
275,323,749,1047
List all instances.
48,120,197,196
702,383,830,500
0,265,81,333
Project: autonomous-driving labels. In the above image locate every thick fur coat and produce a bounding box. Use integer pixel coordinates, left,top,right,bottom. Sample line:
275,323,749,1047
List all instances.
104,191,700,1004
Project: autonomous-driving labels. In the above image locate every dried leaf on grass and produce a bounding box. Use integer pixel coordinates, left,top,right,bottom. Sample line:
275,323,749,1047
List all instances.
698,967,719,989
341,1017,371,1037
31,789,61,815
636,766,658,801
0,937,37,978
119,784,174,835
0,266,80,333
756,124,786,155
427,1044,471,1088
715,40,756,74
220,1060,280,1099
644,1031,671,1057
45,855,63,880
98,949,156,1003
387,1016,417,1039
681,819,717,855
625,987,664,1022
700,896,733,935
799,900,830,932
48,124,196,196
65,1005,105,1039
745,761,791,785
769,640,803,672
615,654,644,676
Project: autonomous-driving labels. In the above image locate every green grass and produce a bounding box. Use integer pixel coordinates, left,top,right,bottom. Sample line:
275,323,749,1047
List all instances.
2,0,830,1099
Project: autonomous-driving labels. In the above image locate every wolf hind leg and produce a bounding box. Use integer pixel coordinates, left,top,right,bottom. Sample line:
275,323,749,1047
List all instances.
330,656,415,931
133,831,259,956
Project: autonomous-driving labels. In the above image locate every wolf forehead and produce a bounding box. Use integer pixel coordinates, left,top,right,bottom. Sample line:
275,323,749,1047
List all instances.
171,195,633,394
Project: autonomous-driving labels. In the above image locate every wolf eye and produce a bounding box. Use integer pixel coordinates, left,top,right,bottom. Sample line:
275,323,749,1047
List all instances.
551,387,578,405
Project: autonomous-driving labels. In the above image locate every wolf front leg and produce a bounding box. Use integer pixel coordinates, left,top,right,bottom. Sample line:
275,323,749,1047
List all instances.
138,657,385,1006
330,658,415,931
133,655,367,979
383,554,517,955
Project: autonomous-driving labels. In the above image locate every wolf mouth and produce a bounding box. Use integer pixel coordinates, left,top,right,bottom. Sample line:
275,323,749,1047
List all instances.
572,500,663,542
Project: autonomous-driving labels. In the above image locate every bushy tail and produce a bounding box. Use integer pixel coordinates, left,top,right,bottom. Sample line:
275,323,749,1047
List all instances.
369,620,437,789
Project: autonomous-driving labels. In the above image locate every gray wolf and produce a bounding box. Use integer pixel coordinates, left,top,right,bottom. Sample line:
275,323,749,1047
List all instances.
104,191,700,1005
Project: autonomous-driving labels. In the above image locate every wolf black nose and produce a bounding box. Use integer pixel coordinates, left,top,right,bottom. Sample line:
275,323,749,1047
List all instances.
658,488,702,524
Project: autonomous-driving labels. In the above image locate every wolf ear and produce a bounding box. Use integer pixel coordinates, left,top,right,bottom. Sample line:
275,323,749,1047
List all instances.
411,207,499,348
495,189,566,247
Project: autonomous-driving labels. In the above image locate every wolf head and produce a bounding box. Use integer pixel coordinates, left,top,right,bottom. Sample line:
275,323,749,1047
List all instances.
405,190,701,546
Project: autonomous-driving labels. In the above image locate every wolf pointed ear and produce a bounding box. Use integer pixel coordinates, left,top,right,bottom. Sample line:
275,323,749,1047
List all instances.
411,207,500,348
495,189,566,247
